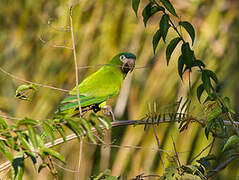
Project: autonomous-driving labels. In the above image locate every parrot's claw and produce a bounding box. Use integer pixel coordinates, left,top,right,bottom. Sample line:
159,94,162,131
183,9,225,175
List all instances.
103,105,116,121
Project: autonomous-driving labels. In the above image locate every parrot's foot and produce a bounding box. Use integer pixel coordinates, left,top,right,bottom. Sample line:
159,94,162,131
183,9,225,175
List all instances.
103,105,116,121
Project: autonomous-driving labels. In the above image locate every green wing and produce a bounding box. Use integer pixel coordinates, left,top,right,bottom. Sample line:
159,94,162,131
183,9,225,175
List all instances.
57,65,124,114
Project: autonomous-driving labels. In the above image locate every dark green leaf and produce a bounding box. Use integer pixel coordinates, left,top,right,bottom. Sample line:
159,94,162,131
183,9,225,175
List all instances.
223,97,235,114
40,147,65,163
192,60,205,68
152,29,162,54
38,163,47,173
179,21,195,45
166,37,181,65
142,3,164,26
197,84,204,103
223,135,239,152
132,0,140,16
203,69,218,84
12,152,24,180
178,55,184,79
89,120,103,136
201,70,211,95
181,43,194,67
160,14,170,42
160,0,178,17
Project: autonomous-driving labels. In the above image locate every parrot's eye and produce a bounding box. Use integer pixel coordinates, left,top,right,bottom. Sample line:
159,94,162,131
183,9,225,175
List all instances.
120,55,126,61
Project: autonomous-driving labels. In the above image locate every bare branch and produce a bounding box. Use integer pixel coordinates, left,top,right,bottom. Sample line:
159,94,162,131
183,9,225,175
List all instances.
171,136,181,166
69,6,82,116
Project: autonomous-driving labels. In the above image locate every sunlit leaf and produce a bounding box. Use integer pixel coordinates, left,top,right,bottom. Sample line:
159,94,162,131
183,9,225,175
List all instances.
80,118,96,143
207,106,222,122
67,119,84,138
40,147,65,163
166,37,181,65
27,125,38,149
132,0,140,16
97,116,112,130
152,29,162,54
17,118,39,126
0,141,14,161
179,21,195,45
38,163,47,173
160,14,170,42
223,135,239,152
43,121,55,145
223,97,236,114
0,117,8,129
160,0,178,17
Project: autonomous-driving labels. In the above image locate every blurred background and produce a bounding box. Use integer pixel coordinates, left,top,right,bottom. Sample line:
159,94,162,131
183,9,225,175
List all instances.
0,0,239,179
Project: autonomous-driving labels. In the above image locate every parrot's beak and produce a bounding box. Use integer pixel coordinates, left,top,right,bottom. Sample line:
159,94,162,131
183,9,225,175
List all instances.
122,58,135,74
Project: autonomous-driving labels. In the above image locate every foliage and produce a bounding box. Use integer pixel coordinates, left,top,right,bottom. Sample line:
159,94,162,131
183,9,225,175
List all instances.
0,0,239,179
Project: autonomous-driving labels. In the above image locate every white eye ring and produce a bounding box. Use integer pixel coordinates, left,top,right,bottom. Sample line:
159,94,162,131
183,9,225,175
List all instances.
120,55,126,61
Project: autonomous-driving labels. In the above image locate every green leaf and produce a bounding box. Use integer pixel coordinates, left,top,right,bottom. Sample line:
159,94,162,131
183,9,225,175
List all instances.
17,132,34,152
223,97,236,114
43,122,55,145
192,60,205,68
160,14,170,42
0,118,8,129
181,42,194,67
166,37,181,65
201,70,211,95
207,106,222,122
132,0,140,16
17,118,39,126
12,152,24,180
223,135,239,152
203,69,218,84
40,147,65,163
55,124,66,141
0,141,14,161
80,118,96,143
142,3,164,26
178,55,184,79
97,116,112,130
89,120,103,136
27,125,38,149
67,119,84,138
197,84,204,103
38,163,47,173
179,21,195,45
160,0,178,17
152,29,162,54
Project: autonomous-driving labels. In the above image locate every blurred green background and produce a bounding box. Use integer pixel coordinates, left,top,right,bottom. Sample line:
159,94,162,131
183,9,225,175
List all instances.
0,0,239,179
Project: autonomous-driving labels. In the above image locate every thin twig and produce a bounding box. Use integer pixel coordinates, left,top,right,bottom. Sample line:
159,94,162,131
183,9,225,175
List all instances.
188,141,213,164
0,66,70,93
207,137,215,156
152,123,165,170
69,6,82,117
205,154,239,179
39,35,73,50
77,139,83,180
171,136,181,166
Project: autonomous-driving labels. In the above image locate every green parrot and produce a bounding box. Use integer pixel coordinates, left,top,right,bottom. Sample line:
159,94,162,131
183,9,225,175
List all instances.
56,52,136,117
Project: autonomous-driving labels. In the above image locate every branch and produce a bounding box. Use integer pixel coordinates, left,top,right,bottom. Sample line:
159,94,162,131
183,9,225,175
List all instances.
69,6,82,116
205,154,239,179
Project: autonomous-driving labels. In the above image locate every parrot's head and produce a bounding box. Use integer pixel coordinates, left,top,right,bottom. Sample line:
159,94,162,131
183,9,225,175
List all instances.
110,52,136,75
